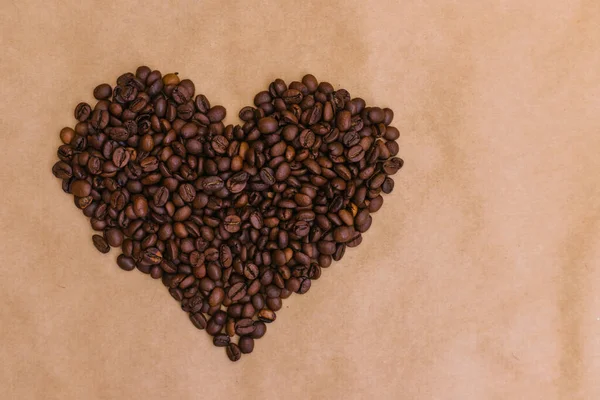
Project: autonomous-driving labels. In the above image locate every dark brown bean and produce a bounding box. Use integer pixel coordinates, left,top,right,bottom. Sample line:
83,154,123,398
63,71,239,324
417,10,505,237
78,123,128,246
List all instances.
226,343,241,361
92,235,110,253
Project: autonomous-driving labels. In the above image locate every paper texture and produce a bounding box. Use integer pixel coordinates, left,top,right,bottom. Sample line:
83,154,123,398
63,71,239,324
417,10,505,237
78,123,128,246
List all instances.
1,1,599,399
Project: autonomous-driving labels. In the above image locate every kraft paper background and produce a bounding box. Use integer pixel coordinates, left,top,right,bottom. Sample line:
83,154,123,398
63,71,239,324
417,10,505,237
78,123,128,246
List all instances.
1,1,599,399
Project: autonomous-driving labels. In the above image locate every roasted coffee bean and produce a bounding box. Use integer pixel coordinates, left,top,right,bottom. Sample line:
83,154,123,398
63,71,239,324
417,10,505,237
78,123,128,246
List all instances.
74,102,92,121
206,318,223,336
238,336,254,354
71,180,91,197
383,157,404,175
117,254,136,271
275,163,291,181
382,177,395,194
227,282,246,302
226,343,241,362
59,127,76,144
211,135,229,154
226,171,248,193
213,333,230,347
298,129,315,148
190,312,207,330
336,110,352,131
243,263,259,280
209,287,225,307
333,226,355,243
143,247,162,264
202,176,224,192
93,83,112,100
266,296,282,311
105,228,124,247
220,244,233,267
250,321,267,339
259,167,276,185
235,318,256,335
52,161,73,179
133,196,148,218
223,215,241,233
207,105,226,122
90,109,109,130
153,186,169,207
257,308,276,323
258,117,278,133
112,147,130,168
178,183,196,203
92,235,110,254
298,277,312,294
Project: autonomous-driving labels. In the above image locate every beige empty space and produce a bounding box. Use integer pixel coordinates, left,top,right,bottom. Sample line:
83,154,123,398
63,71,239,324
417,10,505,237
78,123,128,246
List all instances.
1,1,599,399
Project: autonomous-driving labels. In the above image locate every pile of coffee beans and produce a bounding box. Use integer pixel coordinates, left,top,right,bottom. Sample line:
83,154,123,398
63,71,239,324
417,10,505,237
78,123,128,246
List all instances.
51,66,403,361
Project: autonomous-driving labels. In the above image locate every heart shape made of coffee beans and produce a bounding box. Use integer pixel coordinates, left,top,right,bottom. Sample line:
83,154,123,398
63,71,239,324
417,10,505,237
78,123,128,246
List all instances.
51,66,403,361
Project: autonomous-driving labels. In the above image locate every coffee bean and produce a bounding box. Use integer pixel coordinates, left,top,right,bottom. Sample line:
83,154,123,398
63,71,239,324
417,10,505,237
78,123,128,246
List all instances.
382,177,395,194
223,215,241,233
143,247,162,264
190,312,207,330
275,163,291,181
235,318,256,335
258,117,278,133
220,244,232,267
226,343,241,362
282,89,303,104
133,196,148,218
369,107,385,123
211,135,229,154
355,209,370,226
207,105,226,122
266,296,282,310
213,333,230,347
101,228,122,248
250,321,267,339
209,287,225,307
202,176,224,192
90,109,109,130
368,195,384,213
59,127,75,144
92,235,110,254
383,157,404,175
153,186,169,207
336,110,352,131
259,167,276,185
258,308,276,323
369,173,386,189
299,129,315,148
238,336,254,354
52,161,72,179
227,282,246,302
93,84,112,100
112,147,130,168
178,183,196,203
333,226,355,243
226,171,248,193
347,145,365,162
243,263,259,280
117,254,136,271
333,244,346,261
206,318,223,336
74,102,92,121
71,180,91,197
298,277,311,294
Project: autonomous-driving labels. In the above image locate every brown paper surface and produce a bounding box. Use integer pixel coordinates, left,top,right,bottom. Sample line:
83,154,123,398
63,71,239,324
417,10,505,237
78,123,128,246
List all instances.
1,1,599,399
